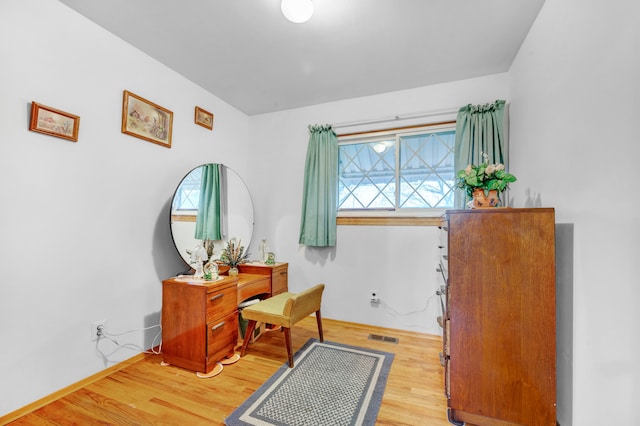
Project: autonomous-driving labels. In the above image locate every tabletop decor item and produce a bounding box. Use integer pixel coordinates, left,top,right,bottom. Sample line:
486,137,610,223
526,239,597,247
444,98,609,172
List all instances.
219,238,249,275
265,252,276,265
259,239,268,263
203,259,218,281
189,243,209,278
456,153,517,208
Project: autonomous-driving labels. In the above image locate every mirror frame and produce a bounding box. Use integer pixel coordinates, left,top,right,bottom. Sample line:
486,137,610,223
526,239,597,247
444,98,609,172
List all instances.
169,164,255,271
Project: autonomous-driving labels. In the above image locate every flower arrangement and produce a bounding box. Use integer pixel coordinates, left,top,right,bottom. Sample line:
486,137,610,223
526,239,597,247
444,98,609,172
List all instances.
218,238,249,268
456,153,517,198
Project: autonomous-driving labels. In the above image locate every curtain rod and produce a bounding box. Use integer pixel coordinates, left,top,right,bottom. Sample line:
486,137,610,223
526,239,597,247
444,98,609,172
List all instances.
332,107,460,129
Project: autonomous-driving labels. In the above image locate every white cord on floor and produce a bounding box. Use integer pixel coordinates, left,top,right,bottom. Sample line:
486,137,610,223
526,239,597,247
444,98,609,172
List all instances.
378,292,440,330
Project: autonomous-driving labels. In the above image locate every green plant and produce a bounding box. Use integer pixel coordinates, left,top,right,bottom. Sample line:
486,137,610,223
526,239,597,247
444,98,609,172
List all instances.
456,154,517,197
218,238,249,267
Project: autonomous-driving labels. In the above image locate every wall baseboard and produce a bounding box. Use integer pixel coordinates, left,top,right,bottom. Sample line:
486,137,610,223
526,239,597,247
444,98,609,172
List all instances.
0,351,153,425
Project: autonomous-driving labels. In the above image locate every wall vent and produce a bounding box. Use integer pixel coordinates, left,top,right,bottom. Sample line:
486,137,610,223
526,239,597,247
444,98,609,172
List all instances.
368,334,399,344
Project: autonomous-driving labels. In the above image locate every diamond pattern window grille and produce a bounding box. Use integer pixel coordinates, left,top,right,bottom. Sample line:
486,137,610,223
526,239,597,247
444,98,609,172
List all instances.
172,167,202,211
339,141,396,209
338,126,455,211
399,131,455,209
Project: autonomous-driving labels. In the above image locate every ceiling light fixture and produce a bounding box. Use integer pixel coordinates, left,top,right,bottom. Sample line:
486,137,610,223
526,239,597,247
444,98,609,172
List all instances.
281,0,314,24
373,141,393,154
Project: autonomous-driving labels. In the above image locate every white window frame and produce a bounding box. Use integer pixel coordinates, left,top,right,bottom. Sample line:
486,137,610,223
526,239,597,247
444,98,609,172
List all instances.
337,122,456,221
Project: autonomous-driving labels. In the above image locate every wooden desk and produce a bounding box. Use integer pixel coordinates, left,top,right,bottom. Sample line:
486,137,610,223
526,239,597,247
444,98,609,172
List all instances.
161,268,287,374
161,275,239,374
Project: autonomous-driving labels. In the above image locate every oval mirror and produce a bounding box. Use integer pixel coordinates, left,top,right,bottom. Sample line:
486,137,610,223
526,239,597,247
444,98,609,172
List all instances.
170,164,254,270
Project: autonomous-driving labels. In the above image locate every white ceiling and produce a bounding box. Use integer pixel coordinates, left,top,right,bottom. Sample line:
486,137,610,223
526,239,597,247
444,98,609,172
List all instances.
57,0,544,116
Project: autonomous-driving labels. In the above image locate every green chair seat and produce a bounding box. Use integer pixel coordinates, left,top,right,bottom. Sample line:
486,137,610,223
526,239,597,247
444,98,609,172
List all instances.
240,284,325,367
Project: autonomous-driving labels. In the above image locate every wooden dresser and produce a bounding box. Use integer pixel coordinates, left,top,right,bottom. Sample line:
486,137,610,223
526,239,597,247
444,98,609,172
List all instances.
444,208,556,426
161,275,239,374
238,262,288,296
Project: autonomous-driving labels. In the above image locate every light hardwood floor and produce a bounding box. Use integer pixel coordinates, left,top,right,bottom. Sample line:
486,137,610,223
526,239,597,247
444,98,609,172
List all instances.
7,317,449,425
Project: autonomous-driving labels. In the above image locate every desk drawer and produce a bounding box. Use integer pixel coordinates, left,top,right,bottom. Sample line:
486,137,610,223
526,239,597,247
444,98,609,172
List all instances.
206,311,238,363
237,276,270,303
271,265,288,295
206,284,238,323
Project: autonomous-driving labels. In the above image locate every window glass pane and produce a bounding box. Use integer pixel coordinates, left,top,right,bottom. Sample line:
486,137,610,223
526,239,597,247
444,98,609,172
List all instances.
399,130,455,209
338,124,456,212
338,140,395,209
172,167,201,210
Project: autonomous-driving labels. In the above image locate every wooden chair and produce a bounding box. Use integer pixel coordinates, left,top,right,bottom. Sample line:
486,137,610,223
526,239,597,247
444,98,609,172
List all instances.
239,283,325,367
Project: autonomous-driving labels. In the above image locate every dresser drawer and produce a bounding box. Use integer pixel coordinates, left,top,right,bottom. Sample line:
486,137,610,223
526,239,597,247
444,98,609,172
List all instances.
206,284,238,323
271,265,288,295
238,262,289,297
206,311,238,364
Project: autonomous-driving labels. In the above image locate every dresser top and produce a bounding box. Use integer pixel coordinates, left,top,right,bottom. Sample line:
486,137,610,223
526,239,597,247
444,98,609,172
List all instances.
163,275,238,290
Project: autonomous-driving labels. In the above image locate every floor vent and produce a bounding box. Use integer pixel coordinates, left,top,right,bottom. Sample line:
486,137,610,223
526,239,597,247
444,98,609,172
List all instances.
368,334,399,344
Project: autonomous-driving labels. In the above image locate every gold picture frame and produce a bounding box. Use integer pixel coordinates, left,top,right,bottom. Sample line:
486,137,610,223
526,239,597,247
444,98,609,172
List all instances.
194,106,214,130
122,90,173,148
29,102,80,142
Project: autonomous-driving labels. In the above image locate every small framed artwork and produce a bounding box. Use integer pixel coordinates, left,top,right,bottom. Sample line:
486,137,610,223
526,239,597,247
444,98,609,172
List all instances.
29,102,80,142
194,106,214,130
122,90,173,148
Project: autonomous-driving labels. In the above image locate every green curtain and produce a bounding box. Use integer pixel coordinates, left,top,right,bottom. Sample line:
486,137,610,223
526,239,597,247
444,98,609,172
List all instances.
453,100,507,209
195,163,223,241
298,124,338,247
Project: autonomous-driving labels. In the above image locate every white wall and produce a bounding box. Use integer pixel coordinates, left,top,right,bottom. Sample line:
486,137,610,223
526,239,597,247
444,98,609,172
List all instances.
508,0,640,424
0,0,249,416
5,0,636,423
247,74,509,334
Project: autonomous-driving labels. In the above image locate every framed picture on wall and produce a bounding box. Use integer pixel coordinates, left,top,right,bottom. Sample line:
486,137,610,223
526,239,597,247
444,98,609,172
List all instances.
29,102,80,142
121,90,173,148
194,106,214,130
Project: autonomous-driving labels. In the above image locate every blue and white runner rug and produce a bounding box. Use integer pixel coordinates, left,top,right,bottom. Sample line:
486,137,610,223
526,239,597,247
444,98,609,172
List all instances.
225,338,394,426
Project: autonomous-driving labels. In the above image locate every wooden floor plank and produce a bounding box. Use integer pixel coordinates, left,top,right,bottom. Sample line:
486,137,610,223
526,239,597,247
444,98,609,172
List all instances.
7,318,450,425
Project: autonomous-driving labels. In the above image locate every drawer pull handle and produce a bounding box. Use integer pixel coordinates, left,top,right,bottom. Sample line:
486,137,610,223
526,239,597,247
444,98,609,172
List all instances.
211,321,225,331
210,294,224,302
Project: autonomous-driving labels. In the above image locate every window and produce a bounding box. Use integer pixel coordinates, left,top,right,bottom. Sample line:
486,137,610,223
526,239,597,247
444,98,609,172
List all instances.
172,167,201,211
338,123,455,215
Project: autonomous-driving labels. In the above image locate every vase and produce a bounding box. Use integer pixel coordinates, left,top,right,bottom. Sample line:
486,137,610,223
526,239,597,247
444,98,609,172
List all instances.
259,239,268,263
472,188,500,208
228,266,239,276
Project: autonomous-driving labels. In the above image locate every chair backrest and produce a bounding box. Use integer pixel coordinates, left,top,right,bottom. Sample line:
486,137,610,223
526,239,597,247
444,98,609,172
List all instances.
283,283,325,324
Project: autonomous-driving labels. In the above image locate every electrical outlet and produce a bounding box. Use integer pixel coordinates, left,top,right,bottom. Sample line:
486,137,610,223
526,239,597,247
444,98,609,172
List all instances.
370,290,380,303
91,319,106,341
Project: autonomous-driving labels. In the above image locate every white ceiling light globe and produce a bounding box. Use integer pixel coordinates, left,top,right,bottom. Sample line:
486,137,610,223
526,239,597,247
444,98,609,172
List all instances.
281,0,314,24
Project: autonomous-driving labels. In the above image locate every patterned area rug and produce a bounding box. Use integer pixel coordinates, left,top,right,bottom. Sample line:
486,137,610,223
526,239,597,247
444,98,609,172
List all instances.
225,338,394,426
